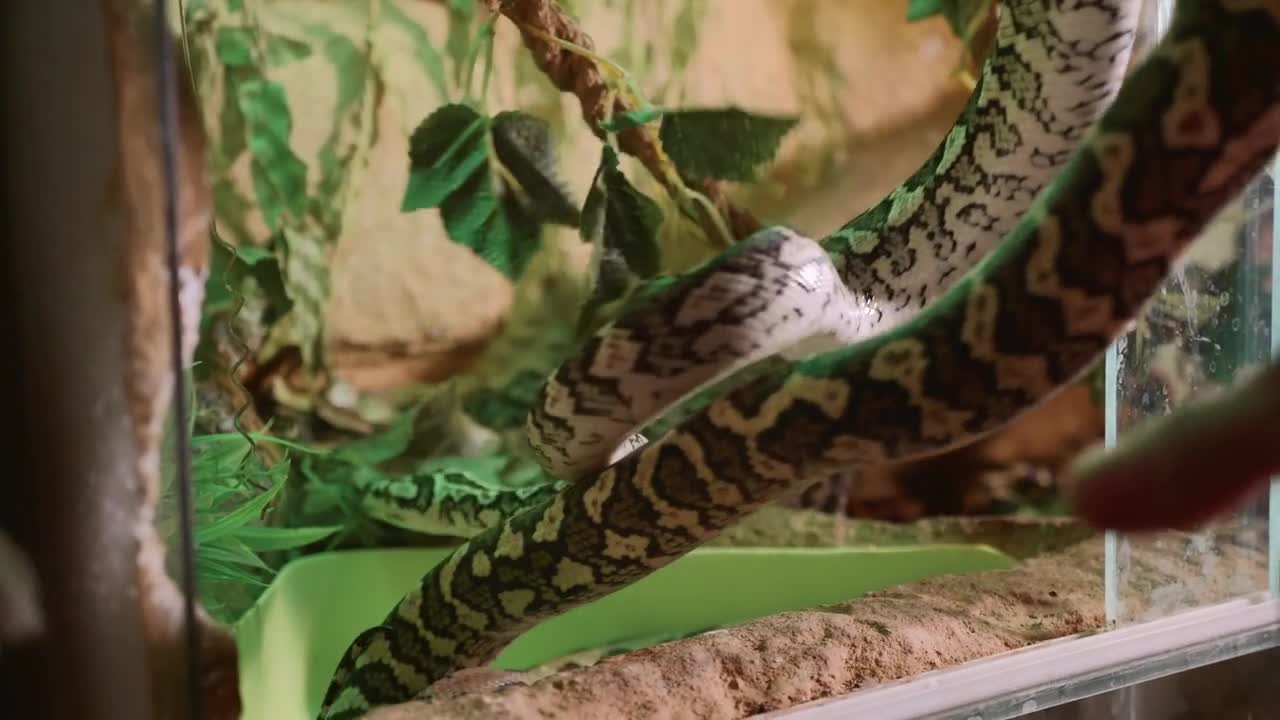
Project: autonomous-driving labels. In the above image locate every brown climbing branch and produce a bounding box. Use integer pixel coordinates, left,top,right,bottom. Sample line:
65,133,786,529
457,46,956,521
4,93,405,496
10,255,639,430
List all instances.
476,0,763,242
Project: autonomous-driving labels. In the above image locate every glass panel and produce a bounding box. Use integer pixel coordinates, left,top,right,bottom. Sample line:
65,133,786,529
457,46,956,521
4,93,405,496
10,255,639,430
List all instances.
1019,645,1280,720
1272,155,1280,598
169,1,1280,718
1103,0,1275,627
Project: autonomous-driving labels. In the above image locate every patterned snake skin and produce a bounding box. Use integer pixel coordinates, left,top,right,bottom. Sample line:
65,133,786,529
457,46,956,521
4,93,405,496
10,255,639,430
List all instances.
357,0,1137,539
352,458,562,537
320,0,1280,716
527,0,1141,482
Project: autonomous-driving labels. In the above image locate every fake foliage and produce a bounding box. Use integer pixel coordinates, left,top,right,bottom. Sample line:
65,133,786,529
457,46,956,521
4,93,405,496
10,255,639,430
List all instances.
393,7,809,424
188,0,382,372
159,376,344,624
179,0,988,621
391,0,993,442
402,99,801,327
906,0,995,42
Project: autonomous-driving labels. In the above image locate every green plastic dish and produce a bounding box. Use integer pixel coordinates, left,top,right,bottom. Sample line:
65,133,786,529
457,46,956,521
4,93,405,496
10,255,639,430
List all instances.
234,543,1014,719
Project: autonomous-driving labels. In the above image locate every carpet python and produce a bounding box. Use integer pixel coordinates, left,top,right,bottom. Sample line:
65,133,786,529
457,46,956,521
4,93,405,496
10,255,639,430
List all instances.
527,0,1142,482
319,0,1280,716
358,0,1140,539
350,457,562,538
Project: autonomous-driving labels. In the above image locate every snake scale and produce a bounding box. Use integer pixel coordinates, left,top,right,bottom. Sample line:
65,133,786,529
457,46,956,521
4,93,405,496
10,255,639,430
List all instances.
527,0,1143,482
320,0,1280,717
358,0,1140,537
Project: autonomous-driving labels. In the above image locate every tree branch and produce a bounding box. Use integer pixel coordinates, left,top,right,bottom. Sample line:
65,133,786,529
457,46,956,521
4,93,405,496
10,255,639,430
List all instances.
479,0,763,242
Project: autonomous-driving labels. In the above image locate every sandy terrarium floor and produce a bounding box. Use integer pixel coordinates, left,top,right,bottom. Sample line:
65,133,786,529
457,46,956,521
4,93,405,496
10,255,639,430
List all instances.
360,508,1270,720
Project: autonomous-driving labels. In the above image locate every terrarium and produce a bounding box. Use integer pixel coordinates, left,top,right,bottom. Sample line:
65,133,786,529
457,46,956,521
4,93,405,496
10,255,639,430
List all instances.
1,1,1277,719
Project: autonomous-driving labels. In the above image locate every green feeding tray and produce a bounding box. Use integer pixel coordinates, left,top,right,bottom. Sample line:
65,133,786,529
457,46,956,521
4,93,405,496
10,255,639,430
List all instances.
234,543,1015,719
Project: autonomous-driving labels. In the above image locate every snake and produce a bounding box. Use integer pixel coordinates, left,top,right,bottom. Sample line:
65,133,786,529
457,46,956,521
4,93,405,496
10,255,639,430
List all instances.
318,0,1280,717
354,0,1142,539
344,455,564,538
527,0,1144,483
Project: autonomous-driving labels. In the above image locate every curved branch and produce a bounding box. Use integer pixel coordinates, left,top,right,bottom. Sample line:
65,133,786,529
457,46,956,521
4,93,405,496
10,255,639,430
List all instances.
479,0,764,241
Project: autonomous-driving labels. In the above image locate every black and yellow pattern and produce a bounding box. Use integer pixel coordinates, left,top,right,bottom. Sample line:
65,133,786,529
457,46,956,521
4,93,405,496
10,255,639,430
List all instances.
321,1,1280,717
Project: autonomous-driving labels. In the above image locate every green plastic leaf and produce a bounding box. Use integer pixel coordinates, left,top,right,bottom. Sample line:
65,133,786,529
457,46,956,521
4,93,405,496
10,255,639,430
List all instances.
593,145,663,277
668,0,707,82
491,111,579,226
198,563,270,588
600,107,666,133
905,0,945,21
402,108,560,279
217,72,249,166
191,433,254,478
402,103,489,212
215,27,255,67
575,145,665,337
193,431,324,457
445,0,477,89
197,473,286,544
272,225,330,368
198,231,292,338
264,33,313,67
198,539,273,571
334,404,420,465
237,79,308,229
574,259,640,341
235,244,275,265
381,0,449,100
317,29,371,124
462,368,549,431
303,24,378,238
659,108,799,183
211,175,252,239
249,254,294,326
440,168,543,280
905,0,988,39
235,525,342,552
580,154,607,244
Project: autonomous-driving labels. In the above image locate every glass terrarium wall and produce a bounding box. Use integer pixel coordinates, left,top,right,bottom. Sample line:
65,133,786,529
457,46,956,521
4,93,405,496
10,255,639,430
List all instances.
1018,645,1280,719
1102,0,1278,629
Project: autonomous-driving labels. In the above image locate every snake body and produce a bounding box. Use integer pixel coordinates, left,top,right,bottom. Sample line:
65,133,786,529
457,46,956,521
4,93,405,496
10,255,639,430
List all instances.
527,0,1141,482
363,0,1139,537
350,457,562,538
357,0,1138,539
321,1,1280,717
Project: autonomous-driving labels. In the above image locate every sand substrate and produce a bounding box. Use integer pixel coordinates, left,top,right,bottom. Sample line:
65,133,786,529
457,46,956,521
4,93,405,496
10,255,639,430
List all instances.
364,510,1270,720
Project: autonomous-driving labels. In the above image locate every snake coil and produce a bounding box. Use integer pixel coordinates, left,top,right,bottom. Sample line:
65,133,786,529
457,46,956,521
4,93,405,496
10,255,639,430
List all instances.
320,1,1280,717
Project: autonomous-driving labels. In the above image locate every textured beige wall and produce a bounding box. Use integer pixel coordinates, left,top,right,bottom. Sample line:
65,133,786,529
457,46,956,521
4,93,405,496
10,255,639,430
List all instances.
247,0,973,390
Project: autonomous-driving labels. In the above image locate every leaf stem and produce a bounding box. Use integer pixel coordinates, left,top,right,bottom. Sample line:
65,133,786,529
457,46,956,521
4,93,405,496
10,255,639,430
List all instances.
478,22,497,105
484,128,532,207
683,188,734,248
601,88,619,152
461,16,498,105
503,11,742,250
483,0,764,246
